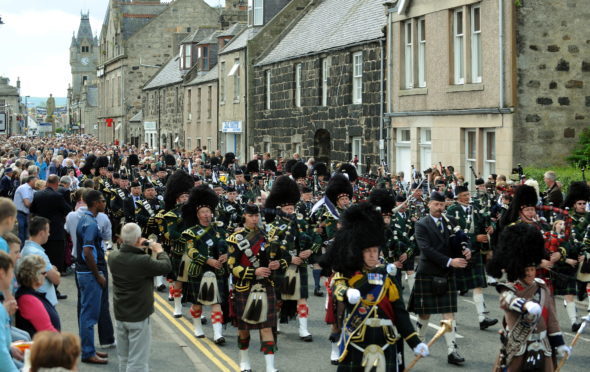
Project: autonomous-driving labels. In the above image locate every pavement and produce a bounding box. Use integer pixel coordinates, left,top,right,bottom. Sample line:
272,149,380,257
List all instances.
56,268,590,372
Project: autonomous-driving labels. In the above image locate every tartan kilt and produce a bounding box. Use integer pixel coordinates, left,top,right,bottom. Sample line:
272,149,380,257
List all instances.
552,267,578,296
454,253,487,292
233,281,277,330
185,271,229,305
167,253,183,281
337,328,403,372
408,273,458,314
274,264,309,300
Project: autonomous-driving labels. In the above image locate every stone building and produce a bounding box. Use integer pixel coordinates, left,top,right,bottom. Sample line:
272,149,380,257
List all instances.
0,77,21,136
68,12,99,136
251,0,387,172
514,0,589,167
97,0,243,146
385,0,589,185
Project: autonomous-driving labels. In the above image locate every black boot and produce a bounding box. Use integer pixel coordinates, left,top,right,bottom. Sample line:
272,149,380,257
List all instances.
479,317,498,330
448,350,465,365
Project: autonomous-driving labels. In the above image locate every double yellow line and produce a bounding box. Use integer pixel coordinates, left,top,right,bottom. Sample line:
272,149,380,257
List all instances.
153,294,239,371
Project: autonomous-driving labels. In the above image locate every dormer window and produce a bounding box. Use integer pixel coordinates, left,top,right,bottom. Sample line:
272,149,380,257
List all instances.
249,0,264,26
183,44,192,69
202,46,209,70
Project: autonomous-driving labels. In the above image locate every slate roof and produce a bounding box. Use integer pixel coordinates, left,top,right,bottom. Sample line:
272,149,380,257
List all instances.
129,110,143,122
218,22,247,38
256,0,387,66
185,67,219,87
219,27,261,55
143,54,184,90
197,30,223,46
76,13,95,43
181,27,218,44
119,2,168,40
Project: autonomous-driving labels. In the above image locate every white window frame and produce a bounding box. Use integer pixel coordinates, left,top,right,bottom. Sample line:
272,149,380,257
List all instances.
465,129,477,188
417,17,426,88
187,89,192,114
483,129,496,176
471,5,482,83
453,9,465,85
184,44,191,68
419,128,432,170
233,58,240,102
207,138,212,153
295,63,302,107
196,88,202,122
322,58,329,106
253,0,264,26
352,52,363,104
265,70,271,110
404,20,414,89
351,137,363,174
187,138,191,150
207,85,212,119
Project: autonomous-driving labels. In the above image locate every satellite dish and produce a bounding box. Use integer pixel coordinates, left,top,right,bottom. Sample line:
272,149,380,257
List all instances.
174,136,179,143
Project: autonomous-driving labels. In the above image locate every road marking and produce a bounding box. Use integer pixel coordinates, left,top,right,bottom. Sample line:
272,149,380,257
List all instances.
563,331,590,342
153,301,233,372
152,310,212,370
154,294,240,371
409,315,464,338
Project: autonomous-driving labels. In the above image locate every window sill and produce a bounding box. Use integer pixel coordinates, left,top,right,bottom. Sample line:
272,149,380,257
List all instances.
399,88,428,96
447,83,484,93
220,101,225,106
233,99,240,104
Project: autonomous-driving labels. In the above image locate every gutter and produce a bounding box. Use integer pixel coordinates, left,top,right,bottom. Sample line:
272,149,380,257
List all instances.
385,107,513,117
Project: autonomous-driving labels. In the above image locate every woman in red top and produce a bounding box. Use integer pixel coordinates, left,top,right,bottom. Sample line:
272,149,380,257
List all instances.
15,255,61,337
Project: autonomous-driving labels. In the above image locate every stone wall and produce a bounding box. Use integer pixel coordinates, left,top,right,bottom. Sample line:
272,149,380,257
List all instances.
143,82,184,150
515,0,589,166
252,42,384,171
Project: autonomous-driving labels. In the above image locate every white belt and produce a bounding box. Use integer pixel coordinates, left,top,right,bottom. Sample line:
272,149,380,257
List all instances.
365,319,393,327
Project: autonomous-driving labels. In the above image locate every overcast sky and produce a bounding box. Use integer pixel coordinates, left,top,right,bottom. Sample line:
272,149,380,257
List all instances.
0,0,225,98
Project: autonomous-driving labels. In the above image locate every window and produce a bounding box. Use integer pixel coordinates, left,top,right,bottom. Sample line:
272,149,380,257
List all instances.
187,138,191,150
232,58,240,101
220,62,225,103
187,89,192,113
352,52,363,104
465,129,477,187
471,5,482,83
399,129,411,142
197,88,202,121
197,138,201,149
418,17,426,87
483,130,496,176
453,9,465,84
321,58,329,106
202,46,209,70
253,0,264,26
207,138,212,152
295,63,302,107
265,70,271,110
207,86,212,119
351,137,362,173
404,21,413,89
419,128,432,170
184,44,191,69
82,76,88,85
81,46,89,53
396,129,411,182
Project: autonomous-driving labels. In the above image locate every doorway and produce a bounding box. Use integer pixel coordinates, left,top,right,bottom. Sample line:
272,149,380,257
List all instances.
313,129,331,164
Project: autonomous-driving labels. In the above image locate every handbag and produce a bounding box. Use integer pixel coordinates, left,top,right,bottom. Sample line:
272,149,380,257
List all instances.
431,276,448,296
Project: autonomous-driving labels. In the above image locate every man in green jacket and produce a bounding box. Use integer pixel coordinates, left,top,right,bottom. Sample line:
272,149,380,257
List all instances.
108,222,172,372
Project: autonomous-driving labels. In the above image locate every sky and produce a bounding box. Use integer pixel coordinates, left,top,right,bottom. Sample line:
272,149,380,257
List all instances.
0,0,225,98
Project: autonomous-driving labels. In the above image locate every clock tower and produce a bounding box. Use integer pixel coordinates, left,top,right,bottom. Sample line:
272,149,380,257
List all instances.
70,12,98,101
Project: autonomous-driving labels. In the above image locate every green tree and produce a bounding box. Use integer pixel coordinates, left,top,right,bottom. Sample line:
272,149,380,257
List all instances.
567,128,590,168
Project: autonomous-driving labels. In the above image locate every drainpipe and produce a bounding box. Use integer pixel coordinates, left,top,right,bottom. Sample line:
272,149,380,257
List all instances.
498,0,504,109
379,38,385,169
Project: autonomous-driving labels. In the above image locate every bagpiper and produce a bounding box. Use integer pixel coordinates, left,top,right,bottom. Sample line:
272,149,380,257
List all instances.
446,185,498,330
328,202,429,371
487,223,570,371
180,185,229,344
265,175,321,342
227,204,288,372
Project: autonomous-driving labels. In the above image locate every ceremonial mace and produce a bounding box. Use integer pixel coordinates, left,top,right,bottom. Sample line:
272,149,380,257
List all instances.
403,319,452,372
555,314,590,372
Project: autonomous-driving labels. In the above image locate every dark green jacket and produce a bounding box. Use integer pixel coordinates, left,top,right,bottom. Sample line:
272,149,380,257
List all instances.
108,244,172,322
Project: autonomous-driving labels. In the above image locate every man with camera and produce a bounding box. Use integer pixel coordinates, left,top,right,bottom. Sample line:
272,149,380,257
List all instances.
107,223,172,372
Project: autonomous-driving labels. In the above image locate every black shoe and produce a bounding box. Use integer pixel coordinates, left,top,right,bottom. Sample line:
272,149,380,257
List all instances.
572,322,582,332
201,317,207,325
156,284,166,292
331,360,338,365
56,291,68,300
479,317,498,330
448,351,465,365
459,290,468,296
300,334,313,342
214,337,225,345
314,288,324,297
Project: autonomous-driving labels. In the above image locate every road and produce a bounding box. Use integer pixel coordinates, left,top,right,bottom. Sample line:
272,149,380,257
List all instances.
56,269,590,371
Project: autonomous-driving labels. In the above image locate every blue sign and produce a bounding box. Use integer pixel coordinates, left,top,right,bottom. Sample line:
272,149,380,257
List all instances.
222,121,242,133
